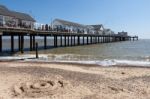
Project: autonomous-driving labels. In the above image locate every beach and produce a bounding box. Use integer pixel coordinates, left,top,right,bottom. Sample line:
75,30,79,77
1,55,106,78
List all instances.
0,61,150,99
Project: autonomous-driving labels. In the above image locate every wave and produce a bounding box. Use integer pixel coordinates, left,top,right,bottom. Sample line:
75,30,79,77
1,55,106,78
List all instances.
1,54,150,67
53,59,150,67
0,54,48,61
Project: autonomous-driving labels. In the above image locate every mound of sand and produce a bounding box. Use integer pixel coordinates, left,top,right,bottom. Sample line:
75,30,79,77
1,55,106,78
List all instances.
13,79,66,98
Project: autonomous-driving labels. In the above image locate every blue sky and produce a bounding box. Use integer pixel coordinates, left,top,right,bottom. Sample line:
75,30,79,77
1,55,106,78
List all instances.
0,0,150,39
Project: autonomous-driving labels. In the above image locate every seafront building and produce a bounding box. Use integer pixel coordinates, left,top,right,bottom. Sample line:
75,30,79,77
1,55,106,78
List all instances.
104,28,115,35
89,24,104,35
52,18,115,35
0,5,35,29
52,19,92,34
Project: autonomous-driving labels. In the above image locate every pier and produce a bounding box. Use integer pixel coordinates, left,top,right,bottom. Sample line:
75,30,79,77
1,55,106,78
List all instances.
0,27,138,53
0,5,139,53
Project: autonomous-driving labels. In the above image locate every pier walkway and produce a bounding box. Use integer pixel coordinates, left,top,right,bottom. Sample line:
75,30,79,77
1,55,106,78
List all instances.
0,27,138,53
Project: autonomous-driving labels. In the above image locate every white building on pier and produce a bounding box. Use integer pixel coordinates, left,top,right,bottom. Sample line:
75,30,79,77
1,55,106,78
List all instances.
0,5,36,29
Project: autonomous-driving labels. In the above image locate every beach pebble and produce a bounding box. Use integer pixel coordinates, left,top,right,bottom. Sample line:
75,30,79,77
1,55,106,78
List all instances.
14,85,23,95
121,72,125,75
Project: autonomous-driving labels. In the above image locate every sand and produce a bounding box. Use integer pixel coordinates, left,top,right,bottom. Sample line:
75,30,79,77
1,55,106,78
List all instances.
0,61,150,99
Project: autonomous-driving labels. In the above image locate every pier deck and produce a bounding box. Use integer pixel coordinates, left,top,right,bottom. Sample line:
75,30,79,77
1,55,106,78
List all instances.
0,27,138,53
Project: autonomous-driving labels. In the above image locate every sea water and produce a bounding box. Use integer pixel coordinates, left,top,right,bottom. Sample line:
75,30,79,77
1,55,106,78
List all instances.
0,37,150,66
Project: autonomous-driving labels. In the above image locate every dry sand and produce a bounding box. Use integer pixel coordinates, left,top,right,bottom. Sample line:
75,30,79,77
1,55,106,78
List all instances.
0,61,150,99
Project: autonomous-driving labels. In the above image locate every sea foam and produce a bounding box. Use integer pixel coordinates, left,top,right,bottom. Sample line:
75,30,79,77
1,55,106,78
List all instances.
1,54,150,67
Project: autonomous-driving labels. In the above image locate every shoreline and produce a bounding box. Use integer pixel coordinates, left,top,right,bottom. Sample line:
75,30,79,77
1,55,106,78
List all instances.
1,59,150,68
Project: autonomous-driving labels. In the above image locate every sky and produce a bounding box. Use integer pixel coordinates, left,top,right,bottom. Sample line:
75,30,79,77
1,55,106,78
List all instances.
0,0,150,39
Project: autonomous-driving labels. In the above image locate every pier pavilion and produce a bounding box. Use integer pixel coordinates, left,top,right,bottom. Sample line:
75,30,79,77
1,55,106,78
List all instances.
0,5,138,53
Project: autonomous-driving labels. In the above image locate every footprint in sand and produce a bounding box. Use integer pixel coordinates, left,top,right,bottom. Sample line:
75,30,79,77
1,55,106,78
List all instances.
12,80,67,98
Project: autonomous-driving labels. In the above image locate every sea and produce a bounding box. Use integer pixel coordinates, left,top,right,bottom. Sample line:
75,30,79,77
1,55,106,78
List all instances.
0,37,150,67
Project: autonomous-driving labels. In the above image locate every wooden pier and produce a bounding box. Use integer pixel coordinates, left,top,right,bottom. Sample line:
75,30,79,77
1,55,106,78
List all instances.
0,27,138,53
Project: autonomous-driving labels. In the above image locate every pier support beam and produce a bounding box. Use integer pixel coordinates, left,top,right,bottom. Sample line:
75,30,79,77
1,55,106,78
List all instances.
71,36,73,46
74,36,76,46
60,36,63,47
64,36,66,47
96,37,98,43
106,37,108,42
54,35,58,47
21,35,24,53
44,35,47,49
68,36,70,46
33,35,35,50
78,36,80,45
54,36,56,47
94,37,96,44
56,36,58,47
103,37,105,43
0,35,2,52
90,36,92,44
87,37,89,45
18,35,21,51
83,36,84,45
30,35,33,51
11,35,14,53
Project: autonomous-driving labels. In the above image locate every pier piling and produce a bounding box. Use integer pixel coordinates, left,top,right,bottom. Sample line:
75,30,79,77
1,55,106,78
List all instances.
33,35,35,50
71,36,73,46
60,36,63,47
11,35,14,52
44,35,47,49
36,42,39,58
30,35,33,51
21,35,24,53
0,35,2,52
64,36,66,47
87,36,89,45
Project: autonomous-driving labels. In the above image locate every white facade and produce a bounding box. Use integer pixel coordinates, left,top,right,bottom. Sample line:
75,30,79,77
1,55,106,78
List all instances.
0,14,35,29
52,19,88,33
104,29,115,35
52,19,116,35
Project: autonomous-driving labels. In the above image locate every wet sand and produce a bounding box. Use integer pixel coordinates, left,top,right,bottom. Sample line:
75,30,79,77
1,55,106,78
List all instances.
0,61,150,99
